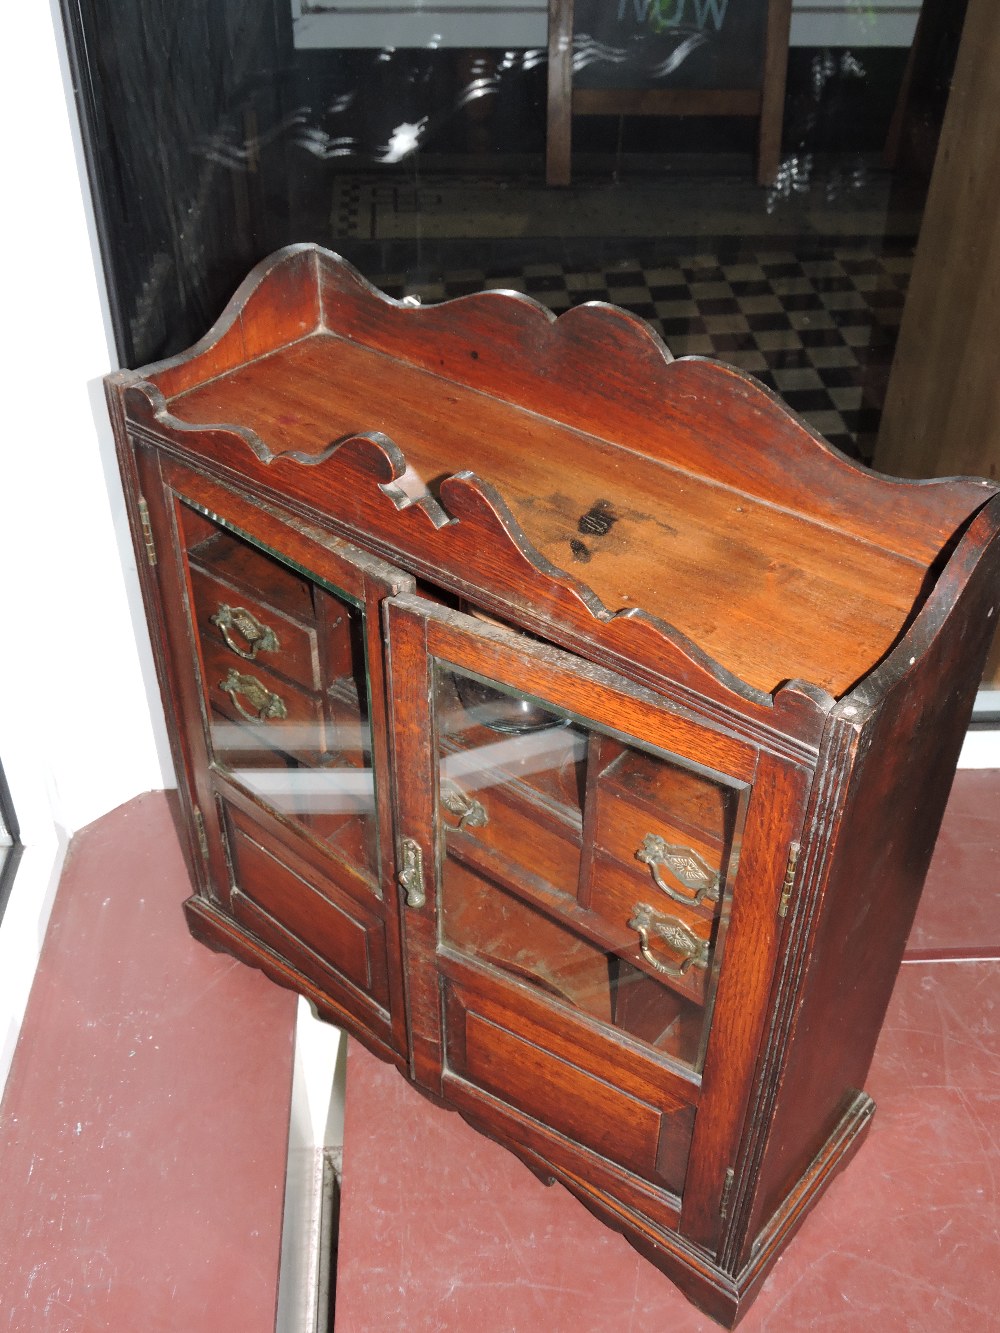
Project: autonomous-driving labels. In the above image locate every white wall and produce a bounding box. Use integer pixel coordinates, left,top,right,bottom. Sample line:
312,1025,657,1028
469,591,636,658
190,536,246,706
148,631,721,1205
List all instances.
0,0,171,1095
960,729,1000,769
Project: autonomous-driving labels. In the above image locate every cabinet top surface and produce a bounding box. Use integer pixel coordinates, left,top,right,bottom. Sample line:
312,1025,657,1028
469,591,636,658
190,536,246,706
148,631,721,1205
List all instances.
127,246,998,703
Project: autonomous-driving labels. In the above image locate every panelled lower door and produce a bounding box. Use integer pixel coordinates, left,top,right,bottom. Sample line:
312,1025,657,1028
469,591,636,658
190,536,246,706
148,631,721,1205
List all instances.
385,592,808,1251
135,446,413,1056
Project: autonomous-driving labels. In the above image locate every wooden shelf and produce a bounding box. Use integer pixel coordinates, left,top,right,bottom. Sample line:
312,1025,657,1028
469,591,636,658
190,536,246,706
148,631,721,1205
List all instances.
164,331,937,699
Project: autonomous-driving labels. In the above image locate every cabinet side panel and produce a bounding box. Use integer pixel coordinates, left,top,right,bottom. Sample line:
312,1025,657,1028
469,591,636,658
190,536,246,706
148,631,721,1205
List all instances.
739,517,1000,1261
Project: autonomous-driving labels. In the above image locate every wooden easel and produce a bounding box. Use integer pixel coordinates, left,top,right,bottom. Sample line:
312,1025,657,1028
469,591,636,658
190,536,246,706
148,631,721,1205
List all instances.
546,0,792,186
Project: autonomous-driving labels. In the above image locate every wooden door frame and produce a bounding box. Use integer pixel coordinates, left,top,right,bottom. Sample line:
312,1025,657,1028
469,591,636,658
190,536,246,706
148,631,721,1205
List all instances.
545,0,792,186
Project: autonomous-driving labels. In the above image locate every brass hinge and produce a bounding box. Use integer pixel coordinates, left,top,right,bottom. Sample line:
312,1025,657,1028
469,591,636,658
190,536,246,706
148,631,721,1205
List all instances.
778,841,801,920
719,1167,736,1219
193,807,210,864
137,497,157,567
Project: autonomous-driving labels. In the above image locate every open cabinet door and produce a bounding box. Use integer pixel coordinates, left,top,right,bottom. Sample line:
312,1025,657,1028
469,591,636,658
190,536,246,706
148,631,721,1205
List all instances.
385,592,810,1254
134,447,415,1060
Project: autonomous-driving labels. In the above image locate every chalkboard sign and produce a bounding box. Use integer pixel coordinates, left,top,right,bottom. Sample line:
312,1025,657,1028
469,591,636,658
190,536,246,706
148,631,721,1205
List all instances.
546,0,791,186
573,0,769,93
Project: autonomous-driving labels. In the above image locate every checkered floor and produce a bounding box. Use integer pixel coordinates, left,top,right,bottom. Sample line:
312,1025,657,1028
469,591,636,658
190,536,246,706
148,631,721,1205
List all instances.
373,243,912,462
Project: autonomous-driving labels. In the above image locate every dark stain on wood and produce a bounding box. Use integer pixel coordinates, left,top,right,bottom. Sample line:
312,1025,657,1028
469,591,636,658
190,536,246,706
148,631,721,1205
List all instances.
578,499,618,537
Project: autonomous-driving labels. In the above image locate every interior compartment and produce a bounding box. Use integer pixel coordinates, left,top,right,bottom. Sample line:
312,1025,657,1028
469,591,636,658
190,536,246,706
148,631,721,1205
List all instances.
436,663,587,902
440,856,711,1070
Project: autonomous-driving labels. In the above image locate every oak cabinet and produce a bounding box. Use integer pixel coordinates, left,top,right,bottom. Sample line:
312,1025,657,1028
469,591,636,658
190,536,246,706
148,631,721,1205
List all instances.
107,246,1000,1326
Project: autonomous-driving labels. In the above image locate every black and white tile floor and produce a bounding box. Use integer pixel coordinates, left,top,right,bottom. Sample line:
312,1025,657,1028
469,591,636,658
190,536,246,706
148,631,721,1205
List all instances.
373,243,912,462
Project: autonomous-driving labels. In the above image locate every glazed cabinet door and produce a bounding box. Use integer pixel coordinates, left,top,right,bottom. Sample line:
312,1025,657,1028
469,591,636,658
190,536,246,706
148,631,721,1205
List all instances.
133,447,413,1059
385,594,809,1251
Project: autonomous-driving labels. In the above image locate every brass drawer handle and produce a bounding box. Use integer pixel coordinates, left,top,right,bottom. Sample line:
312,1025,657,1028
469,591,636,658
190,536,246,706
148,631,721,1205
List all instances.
635,833,720,906
219,668,288,723
441,780,489,829
628,903,709,979
211,603,280,660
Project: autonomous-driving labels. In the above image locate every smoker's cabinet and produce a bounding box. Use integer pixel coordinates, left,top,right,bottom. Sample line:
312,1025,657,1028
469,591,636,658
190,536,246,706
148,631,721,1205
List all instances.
107,246,1000,1327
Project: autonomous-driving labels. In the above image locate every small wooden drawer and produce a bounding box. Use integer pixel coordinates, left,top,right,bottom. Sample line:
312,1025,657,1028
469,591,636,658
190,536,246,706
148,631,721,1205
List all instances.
189,527,316,619
439,724,586,902
441,771,582,903
200,633,331,767
189,562,321,694
588,749,732,924
588,851,713,1007
581,750,732,1006
226,809,389,1009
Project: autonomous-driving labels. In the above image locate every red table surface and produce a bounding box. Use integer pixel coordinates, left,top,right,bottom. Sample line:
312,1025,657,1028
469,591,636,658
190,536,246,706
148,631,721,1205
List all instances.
335,770,1000,1331
0,792,298,1333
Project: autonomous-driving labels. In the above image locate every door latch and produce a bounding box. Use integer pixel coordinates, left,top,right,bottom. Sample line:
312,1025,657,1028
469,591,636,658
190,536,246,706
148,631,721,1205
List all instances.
398,837,426,908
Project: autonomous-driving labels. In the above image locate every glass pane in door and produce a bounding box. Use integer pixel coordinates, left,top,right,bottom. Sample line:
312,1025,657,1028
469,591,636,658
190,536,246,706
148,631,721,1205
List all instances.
435,662,589,902
181,503,378,884
435,663,746,1073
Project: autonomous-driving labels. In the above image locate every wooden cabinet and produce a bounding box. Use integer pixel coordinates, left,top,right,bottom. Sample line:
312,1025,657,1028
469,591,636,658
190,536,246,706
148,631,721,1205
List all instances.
106,245,1000,1327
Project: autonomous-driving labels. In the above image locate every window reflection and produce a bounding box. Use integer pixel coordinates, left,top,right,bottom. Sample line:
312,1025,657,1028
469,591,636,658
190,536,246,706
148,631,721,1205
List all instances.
69,0,938,481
